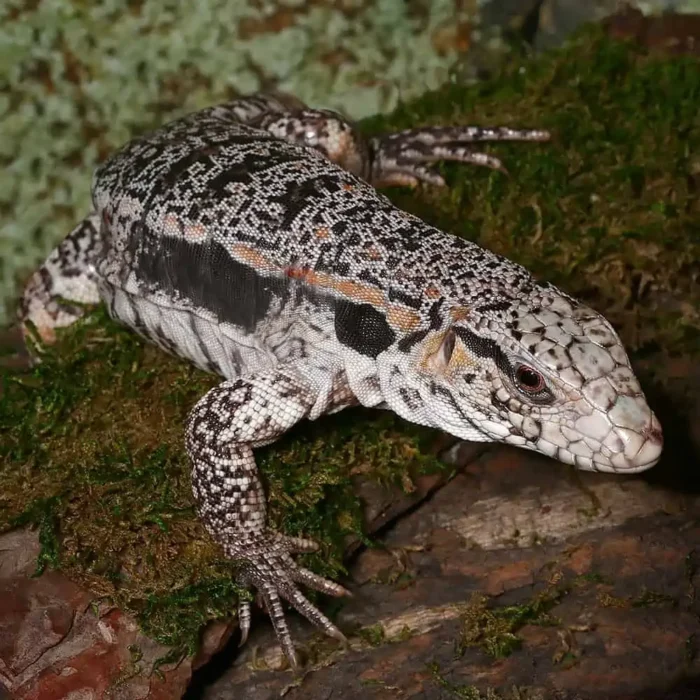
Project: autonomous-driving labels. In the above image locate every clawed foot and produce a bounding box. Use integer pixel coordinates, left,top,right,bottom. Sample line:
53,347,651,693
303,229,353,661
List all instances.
370,125,551,188
231,531,351,670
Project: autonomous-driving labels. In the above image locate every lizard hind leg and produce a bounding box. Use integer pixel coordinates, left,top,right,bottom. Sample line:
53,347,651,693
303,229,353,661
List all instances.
252,102,549,189
209,93,371,180
18,213,102,350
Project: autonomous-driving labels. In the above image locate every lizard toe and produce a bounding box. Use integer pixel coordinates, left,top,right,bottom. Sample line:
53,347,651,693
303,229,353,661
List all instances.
238,598,252,647
229,531,347,669
291,564,352,598
280,534,321,554
279,583,348,645
259,585,299,670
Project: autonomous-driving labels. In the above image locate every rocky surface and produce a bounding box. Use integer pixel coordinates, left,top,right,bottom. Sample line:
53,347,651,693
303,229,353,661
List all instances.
0,528,236,699
603,4,700,55
192,428,700,699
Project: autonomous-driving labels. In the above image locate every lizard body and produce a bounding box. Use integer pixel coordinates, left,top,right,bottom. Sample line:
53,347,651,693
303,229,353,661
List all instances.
19,94,663,668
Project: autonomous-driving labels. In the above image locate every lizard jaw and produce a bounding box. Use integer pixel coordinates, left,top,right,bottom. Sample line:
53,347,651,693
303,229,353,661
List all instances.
584,399,663,473
528,408,663,474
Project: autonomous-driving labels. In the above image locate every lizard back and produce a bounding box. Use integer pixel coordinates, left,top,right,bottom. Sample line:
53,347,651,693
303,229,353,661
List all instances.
92,109,537,380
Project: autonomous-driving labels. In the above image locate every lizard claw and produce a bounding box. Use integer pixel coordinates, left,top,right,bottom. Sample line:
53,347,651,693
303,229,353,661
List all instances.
238,598,251,647
229,531,350,669
373,164,447,189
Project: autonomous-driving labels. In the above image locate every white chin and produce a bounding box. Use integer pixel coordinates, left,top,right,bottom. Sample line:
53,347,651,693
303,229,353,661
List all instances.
445,421,492,443
570,450,660,474
518,439,661,474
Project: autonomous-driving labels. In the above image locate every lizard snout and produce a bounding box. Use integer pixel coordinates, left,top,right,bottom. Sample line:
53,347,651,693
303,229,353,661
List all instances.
572,401,663,473
614,411,663,472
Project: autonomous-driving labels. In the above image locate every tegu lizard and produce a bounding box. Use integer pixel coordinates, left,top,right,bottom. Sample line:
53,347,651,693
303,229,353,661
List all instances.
19,93,663,669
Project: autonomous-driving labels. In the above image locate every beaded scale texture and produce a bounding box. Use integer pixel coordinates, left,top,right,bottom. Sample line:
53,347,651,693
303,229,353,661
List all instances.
19,94,663,668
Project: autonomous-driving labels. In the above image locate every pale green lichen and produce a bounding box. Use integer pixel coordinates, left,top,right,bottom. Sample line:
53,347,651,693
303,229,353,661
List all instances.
0,0,479,323
2,0,697,322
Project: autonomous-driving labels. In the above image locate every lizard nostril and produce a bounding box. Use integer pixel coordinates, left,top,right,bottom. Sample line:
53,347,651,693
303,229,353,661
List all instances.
641,426,663,445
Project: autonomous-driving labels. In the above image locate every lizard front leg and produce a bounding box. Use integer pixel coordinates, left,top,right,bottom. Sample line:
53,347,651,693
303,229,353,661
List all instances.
253,107,549,187
185,368,350,669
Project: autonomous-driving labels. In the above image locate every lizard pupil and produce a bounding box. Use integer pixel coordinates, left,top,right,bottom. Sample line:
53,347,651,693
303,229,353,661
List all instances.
515,365,544,392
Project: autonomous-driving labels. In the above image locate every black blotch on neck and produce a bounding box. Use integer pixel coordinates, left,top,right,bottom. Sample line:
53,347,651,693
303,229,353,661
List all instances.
335,300,395,358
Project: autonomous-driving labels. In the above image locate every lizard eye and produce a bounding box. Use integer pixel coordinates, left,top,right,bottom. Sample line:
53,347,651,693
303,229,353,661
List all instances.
514,364,546,394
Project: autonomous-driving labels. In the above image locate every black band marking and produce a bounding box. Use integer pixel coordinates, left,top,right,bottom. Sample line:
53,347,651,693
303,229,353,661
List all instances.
335,300,395,358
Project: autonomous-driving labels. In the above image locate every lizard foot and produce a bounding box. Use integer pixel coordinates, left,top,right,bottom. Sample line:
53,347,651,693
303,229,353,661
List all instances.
231,531,351,670
370,125,551,187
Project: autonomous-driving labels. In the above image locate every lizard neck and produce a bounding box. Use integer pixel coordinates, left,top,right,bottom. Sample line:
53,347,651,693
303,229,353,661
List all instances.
342,351,384,409
341,347,437,431
374,348,439,429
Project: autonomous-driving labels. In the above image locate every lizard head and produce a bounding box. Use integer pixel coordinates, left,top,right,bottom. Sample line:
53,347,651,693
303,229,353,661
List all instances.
401,285,662,473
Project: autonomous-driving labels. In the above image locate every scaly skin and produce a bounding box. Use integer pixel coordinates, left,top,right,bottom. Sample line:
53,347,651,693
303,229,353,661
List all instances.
19,94,662,669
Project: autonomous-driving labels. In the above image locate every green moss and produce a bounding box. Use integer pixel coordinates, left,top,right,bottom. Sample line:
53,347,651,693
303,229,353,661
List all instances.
553,651,579,669
631,588,677,608
456,585,565,660
0,309,443,655
428,663,545,700
358,623,387,647
596,586,677,609
572,571,610,585
2,26,699,656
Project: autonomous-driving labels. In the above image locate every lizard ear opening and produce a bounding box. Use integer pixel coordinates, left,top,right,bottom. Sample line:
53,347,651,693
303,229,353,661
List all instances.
427,328,456,374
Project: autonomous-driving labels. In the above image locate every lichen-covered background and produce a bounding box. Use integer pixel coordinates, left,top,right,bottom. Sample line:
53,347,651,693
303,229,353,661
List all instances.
1,0,699,324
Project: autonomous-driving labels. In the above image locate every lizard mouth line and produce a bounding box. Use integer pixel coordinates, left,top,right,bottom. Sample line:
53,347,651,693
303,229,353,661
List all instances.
575,446,662,474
